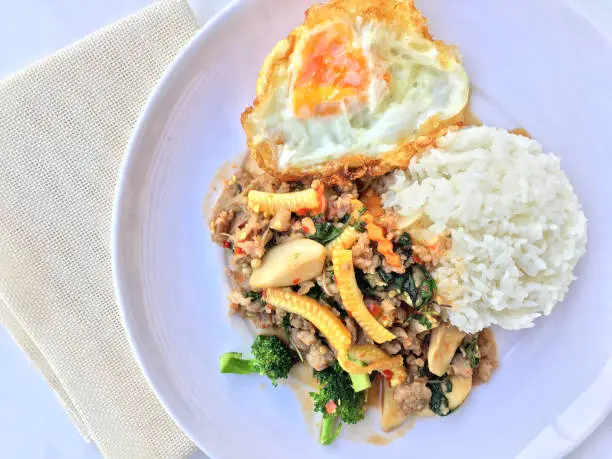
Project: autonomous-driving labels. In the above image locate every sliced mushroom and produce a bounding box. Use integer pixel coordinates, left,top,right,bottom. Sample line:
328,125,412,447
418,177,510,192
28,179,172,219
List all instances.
381,381,411,432
427,323,466,376
447,376,472,410
249,239,326,288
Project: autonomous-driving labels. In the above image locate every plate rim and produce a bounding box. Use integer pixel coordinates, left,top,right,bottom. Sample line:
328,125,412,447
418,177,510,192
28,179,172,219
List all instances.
111,1,243,457
110,1,612,457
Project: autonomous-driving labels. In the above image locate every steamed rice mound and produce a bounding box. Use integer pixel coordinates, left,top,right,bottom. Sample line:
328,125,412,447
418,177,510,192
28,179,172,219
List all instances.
383,126,587,332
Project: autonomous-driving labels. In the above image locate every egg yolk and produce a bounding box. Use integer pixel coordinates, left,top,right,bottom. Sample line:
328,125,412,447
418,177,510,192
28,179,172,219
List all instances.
292,21,370,118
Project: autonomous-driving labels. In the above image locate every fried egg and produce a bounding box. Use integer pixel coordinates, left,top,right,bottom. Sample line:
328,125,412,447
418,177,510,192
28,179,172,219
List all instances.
242,0,470,183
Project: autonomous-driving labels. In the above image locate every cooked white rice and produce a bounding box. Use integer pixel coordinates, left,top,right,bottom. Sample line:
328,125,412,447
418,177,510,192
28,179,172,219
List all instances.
383,126,587,332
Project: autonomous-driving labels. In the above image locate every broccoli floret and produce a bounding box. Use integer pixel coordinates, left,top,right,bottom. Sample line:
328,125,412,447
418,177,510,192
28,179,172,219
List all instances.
219,335,295,386
310,361,366,445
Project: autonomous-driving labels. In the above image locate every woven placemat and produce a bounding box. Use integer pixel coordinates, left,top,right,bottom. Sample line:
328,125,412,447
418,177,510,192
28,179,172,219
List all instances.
0,0,200,456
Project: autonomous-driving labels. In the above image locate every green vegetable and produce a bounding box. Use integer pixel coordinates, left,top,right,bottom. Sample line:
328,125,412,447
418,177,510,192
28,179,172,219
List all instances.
350,373,372,392
401,271,419,305
219,352,257,374
429,382,450,416
352,219,367,233
244,291,262,302
327,266,335,284
320,416,342,445
282,314,291,338
428,377,452,416
308,221,345,245
422,364,453,416
396,232,413,258
417,365,428,379
306,284,347,318
346,354,371,392
364,272,387,289
416,265,436,305
355,269,379,297
308,215,350,245
464,336,481,368
388,265,437,308
397,232,412,248
282,314,304,363
311,361,366,445
415,313,433,330
219,335,295,386
375,267,394,285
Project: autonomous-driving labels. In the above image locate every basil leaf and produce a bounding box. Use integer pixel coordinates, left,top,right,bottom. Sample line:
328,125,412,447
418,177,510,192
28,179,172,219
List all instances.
245,291,262,302
398,232,412,248
375,267,394,285
352,220,367,232
306,284,347,318
464,336,481,368
355,269,378,298
308,215,350,245
429,381,450,416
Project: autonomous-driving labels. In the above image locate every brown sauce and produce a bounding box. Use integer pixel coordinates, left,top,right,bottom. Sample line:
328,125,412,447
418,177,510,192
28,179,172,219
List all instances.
367,434,392,445
366,420,416,445
365,375,383,410
284,368,318,437
459,102,483,127
202,159,238,221
509,127,531,138
460,96,531,138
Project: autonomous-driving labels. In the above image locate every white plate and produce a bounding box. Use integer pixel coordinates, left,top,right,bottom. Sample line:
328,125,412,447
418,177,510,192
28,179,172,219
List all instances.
112,1,612,457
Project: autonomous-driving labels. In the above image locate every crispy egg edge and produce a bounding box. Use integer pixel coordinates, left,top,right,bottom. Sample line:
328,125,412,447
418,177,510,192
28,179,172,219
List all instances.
241,0,468,185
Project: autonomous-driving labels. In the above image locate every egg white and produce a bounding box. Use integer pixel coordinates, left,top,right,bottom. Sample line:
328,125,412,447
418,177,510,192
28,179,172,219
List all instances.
254,19,469,169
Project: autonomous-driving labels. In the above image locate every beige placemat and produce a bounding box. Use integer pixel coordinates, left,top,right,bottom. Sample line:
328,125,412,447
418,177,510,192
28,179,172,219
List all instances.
0,0,199,457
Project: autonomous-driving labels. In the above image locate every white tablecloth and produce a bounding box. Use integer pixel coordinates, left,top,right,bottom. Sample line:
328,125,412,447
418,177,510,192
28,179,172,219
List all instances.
0,0,610,457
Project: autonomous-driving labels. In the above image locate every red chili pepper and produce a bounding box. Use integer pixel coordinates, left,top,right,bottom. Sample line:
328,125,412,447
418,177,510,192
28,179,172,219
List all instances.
223,241,231,249
412,253,423,265
318,195,327,214
234,246,245,255
382,369,394,383
296,208,309,216
325,400,337,415
313,183,327,215
366,302,382,318
292,278,300,285
302,225,309,233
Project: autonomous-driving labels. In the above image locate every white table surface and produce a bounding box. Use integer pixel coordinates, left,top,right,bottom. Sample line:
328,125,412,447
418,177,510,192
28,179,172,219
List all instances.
0,0,610,458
